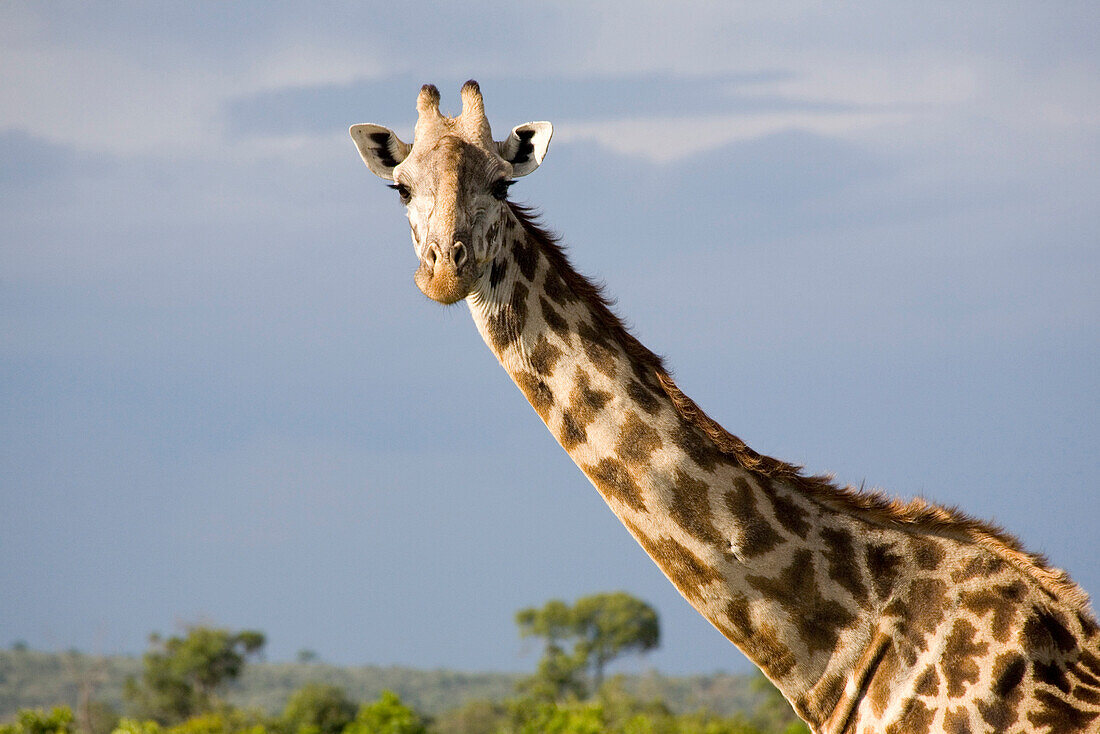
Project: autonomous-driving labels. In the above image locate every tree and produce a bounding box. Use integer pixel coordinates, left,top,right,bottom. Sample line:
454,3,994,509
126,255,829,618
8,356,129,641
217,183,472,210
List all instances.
343,692,425,734
516,647,588,702
0,707,74,734
293,650,318,665
571,592,659,690
279,685,355,734
124,627,265,724
517,599,587,700
516,592,660,699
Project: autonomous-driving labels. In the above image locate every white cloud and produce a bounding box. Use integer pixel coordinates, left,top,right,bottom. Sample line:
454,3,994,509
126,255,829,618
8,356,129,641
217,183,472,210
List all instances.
0,6,385,155
762,56,980,109
558,110,909,163
3,2,1095,167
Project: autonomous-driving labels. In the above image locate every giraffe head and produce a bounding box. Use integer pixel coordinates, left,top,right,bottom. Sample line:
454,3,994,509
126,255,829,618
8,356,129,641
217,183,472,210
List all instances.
351,81,553,304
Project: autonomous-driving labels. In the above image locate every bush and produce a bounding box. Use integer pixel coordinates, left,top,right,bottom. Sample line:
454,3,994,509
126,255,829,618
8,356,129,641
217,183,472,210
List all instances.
279,685,355,734
343,692,424,734
111,721,162,734
0,707,74,734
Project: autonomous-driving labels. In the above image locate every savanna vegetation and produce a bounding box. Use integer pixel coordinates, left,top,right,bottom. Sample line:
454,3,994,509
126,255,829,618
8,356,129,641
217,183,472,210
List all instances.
2,594,808,734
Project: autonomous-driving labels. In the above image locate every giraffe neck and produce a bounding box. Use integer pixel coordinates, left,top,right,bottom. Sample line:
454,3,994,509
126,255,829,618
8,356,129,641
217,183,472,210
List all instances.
464,206,868,719
464,205,1100,732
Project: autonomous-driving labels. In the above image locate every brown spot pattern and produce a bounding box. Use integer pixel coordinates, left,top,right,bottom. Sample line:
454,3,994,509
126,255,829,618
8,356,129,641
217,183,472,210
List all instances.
908,578,949,638
585,458,646,513
942,618,988,698
1034,659,1072,693
722,595,753,641
515,371,553,420
746,549,857,655
751,623,798,679
884,698,934,734
977,651,1026,730
799,674,845,725
1080,650,1100,677
1028,690,1099,734
722,477,784,558
541,266,575,305
512,235,539,281
960,582,1025,643
993,651,1028,697
528,334,561,376
820,526,869,605
567,368,610,430
668,469,724,546
559,409,587,450
1023,607,1078,657
577,320,618,378
627,378,662,415
671,422,721,472
539,296,570,340
943,707,972,734
914,665,940,697
1074,657,1100,688
910,536,946,570
623,519,723,605
765,484,811,538
950,554,1004,583
616,410,662,465
865,542,903,600
486,281,528,352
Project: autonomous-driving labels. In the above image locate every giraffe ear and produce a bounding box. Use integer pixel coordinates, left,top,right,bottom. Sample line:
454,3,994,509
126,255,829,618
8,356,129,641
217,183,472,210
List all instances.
350,124,411,181
498,122,553,177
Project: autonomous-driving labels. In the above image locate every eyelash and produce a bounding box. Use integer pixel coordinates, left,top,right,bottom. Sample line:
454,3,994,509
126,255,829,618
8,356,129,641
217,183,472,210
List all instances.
387,183,411,203
387,180,514,203
492,179,515,201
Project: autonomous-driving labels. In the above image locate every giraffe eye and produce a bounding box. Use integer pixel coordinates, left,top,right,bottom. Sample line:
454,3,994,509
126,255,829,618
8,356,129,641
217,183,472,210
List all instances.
491,179,514,201
387,182,411,203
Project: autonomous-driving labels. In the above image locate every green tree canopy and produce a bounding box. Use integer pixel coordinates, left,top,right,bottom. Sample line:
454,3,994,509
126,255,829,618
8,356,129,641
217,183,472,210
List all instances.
571,592,659,689
343,692,425,734
279,685,355,734
0,707,74,734
516,592,660,698
124,627,265,724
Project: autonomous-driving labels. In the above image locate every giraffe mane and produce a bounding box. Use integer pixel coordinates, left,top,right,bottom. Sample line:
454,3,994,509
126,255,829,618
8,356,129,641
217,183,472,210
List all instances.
507,202,1094,615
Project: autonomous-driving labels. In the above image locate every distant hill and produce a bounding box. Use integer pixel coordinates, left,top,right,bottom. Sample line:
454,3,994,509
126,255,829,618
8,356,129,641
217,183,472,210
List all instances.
0,649,762,721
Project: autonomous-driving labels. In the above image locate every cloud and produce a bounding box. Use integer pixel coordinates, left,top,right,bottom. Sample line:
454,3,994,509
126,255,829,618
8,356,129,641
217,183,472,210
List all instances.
0,4,386,155
222,70,915,165
557,110,908,164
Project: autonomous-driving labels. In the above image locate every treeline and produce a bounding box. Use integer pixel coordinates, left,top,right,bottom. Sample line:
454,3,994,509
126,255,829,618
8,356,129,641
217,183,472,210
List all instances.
0,650,521,721
0,650,792,733
2,593,808,734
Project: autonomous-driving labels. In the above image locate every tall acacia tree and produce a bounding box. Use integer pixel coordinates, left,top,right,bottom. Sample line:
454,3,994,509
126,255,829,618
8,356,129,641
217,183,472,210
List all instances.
124,626,265,723
516,592,659,698
572,592,660,689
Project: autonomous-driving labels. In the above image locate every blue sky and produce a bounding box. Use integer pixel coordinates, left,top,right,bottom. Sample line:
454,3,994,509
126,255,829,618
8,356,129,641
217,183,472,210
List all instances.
2,3,1098,676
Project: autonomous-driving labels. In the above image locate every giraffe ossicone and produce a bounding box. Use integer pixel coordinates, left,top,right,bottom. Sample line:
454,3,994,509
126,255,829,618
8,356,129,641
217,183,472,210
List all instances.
350,82,1100,734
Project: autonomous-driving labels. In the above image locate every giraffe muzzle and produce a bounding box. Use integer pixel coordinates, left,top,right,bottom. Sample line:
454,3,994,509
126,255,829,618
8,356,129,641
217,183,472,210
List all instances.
415,239,474,304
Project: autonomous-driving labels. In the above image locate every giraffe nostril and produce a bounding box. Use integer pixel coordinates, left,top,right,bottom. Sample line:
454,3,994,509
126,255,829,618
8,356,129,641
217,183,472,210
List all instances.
425,243,439,268
452,242,467,269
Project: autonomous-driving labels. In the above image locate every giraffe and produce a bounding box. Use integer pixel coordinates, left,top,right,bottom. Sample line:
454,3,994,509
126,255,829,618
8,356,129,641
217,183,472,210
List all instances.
350,81,1100,733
